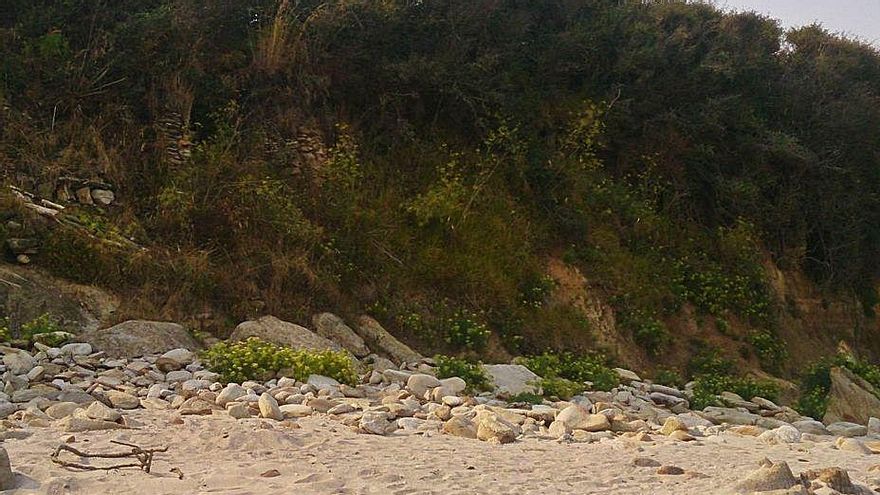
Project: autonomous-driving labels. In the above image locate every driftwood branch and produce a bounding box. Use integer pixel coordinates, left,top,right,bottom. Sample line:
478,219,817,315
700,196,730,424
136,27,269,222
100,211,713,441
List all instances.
50,441,168,473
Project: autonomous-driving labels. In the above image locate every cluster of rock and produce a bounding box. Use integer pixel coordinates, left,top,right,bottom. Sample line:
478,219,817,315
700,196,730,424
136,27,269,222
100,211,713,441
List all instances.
731,459,875,495
0,315,879,493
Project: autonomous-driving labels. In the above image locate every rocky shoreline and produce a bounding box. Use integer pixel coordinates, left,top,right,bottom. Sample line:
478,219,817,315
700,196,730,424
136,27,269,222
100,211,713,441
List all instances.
0,317,878,494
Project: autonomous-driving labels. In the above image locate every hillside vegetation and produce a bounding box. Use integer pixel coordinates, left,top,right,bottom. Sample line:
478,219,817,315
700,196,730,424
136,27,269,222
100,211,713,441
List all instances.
2,1,880,381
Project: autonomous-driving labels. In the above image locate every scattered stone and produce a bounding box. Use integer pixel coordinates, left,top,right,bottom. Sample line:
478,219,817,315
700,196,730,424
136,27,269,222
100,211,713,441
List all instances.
732,460,798,494
327,403,355,415
46,402,81,420
307,375,341,391
227,402,251,419
312,313,371,358
669,430,695,442
260,469,281,478
60,343,92,356
701,407,759,426
556,405,591,430
259,393,283,420
81,320,199,358
660,416,688,436
439,377,467,396
178,398,214,416
0,447,12,490
801,467,856,494
835,437,872,454
758,425,801,445
3,349,35,375
106,391,140,410
442,416,477,439
632,457,662,468
91,189,115,205
232,316,342,353
482,364,541,396
166,370,193,383
827,422,868,438
407,374,441,398
216,384,248,407
657,466,685,475
58,416,124,433
869,417,880,436
792,420,831,436
85,402,121,422
354,316,424,365
476,411,520,444
614,368,641,382
279,404,313,418
824,366,880,426
360,411,392,435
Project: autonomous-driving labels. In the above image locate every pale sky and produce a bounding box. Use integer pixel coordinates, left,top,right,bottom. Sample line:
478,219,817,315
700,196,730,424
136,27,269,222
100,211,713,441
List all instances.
718,0,880,45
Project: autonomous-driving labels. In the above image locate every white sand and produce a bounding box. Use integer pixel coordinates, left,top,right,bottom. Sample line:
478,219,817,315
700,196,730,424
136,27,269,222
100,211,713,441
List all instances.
3,410,878,495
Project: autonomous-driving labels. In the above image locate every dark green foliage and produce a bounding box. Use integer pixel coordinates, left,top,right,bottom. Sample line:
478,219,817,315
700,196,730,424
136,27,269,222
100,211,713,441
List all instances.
433,355,490,393
516,352,619,392
748,330,788,373
654,368,685,388
618,308,670,355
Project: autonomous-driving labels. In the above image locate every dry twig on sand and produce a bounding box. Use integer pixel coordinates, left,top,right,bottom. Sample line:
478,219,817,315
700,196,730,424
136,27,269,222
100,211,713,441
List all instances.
50,440,168,473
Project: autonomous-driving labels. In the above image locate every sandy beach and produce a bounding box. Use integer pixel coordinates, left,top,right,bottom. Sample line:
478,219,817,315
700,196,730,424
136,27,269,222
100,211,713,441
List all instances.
1,409,877,495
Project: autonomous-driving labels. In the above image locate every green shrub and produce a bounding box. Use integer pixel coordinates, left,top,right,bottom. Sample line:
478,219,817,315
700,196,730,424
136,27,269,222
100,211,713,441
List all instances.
748,330,788,373
444,310,491,351
519,275,556,309
687,347,735,377
654,368,684,388
0,318,9,342
536,377,585,400
20,313,59,340
622,310,669,355
516,352,619,392
202,338,357,385
434,355,490,392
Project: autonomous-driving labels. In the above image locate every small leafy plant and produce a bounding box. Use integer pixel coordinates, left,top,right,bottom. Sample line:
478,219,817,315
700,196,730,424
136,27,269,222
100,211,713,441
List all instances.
535,377,585,400
19,313,68,346
516,352,619,392
748,330,788,373
202,338,357,384
434,355,490,392
444,310,491,351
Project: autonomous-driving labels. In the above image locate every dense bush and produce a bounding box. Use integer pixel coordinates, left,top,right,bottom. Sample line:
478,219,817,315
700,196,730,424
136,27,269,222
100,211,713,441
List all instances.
202,338,357,385
433,355,490,392
516,352,619,392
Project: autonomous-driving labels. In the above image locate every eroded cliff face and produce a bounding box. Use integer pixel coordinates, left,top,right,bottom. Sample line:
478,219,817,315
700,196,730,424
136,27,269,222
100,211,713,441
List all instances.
765,262,879,367
0,264,118,335
544,256,878,381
